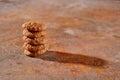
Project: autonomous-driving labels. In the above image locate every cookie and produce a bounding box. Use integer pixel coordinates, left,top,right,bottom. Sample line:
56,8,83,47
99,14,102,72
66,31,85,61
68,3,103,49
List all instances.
23,36,47,45
23,42,47,52
22,21,46,31
23,28,46,38
24,49,47,57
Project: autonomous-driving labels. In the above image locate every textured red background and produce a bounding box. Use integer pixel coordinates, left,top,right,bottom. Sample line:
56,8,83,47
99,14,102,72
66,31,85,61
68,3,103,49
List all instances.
0,0,120,80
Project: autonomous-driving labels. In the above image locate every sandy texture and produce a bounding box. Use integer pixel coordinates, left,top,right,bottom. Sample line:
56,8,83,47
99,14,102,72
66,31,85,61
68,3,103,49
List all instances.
0,0,120,80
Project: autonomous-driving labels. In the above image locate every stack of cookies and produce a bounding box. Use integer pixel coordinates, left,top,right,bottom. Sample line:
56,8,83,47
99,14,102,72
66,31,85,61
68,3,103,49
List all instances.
22,22,48,57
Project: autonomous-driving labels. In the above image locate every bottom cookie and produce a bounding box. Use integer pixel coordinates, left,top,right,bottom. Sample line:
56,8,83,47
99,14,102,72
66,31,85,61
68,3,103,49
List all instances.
24,49,47,57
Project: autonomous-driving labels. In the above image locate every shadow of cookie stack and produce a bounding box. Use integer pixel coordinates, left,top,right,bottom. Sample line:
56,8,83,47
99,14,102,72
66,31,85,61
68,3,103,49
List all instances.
22,22,47,57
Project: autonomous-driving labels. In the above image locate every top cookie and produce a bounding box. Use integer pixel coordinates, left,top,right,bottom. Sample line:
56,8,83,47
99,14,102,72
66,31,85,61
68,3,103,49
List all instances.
22,21,46,31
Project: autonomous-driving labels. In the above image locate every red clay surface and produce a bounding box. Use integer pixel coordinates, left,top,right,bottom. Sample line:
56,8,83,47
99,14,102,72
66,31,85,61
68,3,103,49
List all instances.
0,0,120,80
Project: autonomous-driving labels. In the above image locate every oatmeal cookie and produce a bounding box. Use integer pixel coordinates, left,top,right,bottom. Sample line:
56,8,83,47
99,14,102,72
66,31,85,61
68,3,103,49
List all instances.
24,49,47,57
23,36,47,45
23,42,47,52
23,29,46,38
22,21,46,31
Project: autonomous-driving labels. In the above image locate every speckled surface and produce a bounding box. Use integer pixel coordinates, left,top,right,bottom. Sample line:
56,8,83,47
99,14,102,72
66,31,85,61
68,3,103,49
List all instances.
0,0,120,80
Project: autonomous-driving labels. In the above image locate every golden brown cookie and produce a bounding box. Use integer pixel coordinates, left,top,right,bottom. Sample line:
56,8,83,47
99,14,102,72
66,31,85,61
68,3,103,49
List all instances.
24,49,47,57
23,42,47,52
23,28,46,38
22,21,46,31
23,36,47,45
